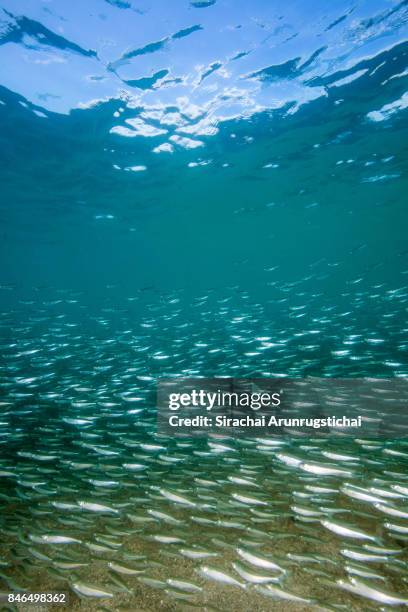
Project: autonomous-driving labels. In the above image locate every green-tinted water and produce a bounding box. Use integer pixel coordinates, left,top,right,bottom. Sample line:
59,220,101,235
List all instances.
0,0,408,609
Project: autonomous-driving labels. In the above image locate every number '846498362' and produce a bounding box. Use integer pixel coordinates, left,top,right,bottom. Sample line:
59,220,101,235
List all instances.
7,593,67,604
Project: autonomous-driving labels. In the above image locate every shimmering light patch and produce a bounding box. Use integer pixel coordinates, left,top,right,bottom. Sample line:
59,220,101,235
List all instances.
367,92,408,122
125,165,147,172
169,134,204,149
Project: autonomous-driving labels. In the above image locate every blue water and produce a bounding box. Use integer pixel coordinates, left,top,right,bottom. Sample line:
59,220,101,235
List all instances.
0,1,408,609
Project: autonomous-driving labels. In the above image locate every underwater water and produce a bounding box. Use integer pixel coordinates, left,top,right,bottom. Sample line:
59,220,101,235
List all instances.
1,0,408,609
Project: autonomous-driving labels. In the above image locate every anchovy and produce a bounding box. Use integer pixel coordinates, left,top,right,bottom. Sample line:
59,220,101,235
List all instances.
385,522,408,534
320,519,377,541
255,585,312,603
108,562,144,575
167,579,202,592
337,578,408,605
236,548,284,572
197,565,246,588
341,549,388,562
78,501,119,514
29,534,81,544
300,462,353,477
179,548,218,560
374,503,408,519
71,582,114,598
232,562,282,584
232,493,267,506
147,509,182,524
151,535,184,544
159,489,196,507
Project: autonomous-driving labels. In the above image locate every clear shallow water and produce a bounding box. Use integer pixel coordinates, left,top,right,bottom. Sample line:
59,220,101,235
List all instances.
0,0,408,610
